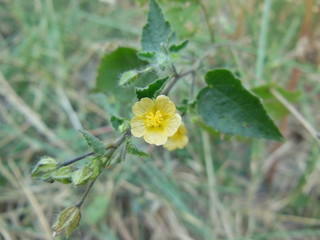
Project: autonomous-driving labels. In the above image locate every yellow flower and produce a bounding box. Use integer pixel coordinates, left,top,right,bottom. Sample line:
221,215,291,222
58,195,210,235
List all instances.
164,123,189,151
130,95,181,146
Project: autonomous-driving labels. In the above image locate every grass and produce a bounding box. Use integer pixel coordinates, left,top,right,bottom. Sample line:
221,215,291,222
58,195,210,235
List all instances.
1,0,320,239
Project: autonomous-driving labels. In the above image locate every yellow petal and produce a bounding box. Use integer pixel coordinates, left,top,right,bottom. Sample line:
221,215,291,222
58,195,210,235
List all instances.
164,123,189,151
164,135,189,151
163,139,176,151
143,128,168,146
130,117,146,137
132,98,154,116
177,123,187,135
164,113,181,136
155,95,176,115
178,135,189,148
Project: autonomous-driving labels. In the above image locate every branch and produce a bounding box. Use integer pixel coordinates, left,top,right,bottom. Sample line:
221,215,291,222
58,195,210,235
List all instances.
59,152,95,167
162,44,224,96
74,130,131,208
76,178,97,208
59,130,131,167
162,68,195,95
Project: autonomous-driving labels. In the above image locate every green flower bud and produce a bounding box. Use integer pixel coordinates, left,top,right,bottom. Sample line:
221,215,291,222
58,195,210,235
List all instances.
88,157,103,180
53,166,74,184
71,166,93,186
119,122,130,133
52,206,81,237
31,156,57,182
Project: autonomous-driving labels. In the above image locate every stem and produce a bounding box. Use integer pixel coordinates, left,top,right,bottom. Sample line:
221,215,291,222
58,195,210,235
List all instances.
114,130,131,146
59,152,95,167
76,178,97,208
162,69,195,95
162,75,179,95
163,43,229,96
59,130,131,167
74,130,131,208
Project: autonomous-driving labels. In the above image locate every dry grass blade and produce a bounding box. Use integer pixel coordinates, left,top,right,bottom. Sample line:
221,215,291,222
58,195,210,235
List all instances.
7,160,53,240
271,88,320,144
0,71,66,150
0,216,13,240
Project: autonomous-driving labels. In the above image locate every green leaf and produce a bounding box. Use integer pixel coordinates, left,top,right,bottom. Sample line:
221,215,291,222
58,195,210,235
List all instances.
53,166,74,184
95,47,157,117
135,77,169,100
111,116,124,130
52,206,81,238
142,0,173,52
95,47,148,94
110,116,129,132
197,69,283,140
80,130,105,155
252,84,300,120
126,142,149,158
176,98,190,115
71,166,93,186
169,40,188,52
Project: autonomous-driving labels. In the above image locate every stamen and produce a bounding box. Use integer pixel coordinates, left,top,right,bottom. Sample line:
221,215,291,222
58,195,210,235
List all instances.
145,110,164,127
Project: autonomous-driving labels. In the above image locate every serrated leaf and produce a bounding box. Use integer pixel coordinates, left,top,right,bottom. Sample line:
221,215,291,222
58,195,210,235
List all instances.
142,0,173,52
252,84,300,120
126,142,149,158
71,166,93,186
197,69,283,141
52,206,81,237
169,40,188,52
135,77,169,100
53,166,74,184
80,130,105,155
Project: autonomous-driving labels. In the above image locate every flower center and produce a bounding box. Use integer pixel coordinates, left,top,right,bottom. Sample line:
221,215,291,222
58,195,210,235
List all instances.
145,110,164,127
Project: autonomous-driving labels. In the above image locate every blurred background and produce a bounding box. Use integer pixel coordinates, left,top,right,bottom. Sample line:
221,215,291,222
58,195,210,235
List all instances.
1,0,320,239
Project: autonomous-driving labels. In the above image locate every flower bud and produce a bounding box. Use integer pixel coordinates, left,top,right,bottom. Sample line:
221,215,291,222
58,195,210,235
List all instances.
31,157,57,182
71,166,93,186
88,158,103,180
52,206,81,237
53,166,74,184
